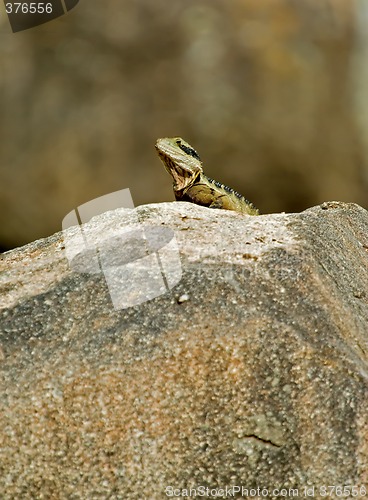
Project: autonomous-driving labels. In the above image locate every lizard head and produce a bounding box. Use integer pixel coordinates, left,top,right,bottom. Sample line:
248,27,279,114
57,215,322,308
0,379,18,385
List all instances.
155,137,203,192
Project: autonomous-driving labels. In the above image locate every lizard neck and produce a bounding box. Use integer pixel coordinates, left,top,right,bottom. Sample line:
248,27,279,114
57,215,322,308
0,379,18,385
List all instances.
173,171,202,197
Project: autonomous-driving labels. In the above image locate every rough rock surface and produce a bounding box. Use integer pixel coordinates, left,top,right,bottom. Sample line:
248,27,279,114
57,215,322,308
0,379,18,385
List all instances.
0,201,368,498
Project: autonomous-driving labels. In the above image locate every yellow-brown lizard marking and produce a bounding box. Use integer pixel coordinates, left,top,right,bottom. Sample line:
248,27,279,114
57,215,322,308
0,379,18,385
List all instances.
155,137,259,215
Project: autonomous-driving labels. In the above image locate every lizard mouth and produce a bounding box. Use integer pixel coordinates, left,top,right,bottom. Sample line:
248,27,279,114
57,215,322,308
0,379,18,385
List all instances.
155,137,203,192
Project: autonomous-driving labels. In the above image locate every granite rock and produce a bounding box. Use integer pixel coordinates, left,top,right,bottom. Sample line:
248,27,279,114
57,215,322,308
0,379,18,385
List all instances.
0,202,368,498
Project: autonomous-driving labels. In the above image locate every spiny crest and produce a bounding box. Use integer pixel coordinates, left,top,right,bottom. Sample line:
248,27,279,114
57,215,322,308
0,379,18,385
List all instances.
207,176,243,200
207,176,256,208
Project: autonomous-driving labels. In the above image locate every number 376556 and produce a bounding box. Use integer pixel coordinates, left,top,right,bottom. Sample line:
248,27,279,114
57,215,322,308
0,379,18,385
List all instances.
5,3,53,14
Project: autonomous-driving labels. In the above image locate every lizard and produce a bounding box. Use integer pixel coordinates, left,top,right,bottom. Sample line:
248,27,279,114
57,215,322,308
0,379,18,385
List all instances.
155,137,259,215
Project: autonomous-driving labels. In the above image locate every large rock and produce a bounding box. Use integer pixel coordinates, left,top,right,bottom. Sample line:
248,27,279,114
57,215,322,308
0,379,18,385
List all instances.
0,201,368,498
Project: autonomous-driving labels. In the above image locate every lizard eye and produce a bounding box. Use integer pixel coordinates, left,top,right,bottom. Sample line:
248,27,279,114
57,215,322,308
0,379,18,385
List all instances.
178,143,201,161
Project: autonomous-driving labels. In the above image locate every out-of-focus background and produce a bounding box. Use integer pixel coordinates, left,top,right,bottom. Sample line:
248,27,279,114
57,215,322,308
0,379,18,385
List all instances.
0,0,367,251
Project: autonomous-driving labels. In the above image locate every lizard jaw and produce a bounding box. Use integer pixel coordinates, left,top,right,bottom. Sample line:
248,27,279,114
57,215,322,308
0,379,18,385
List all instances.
155,137,203,192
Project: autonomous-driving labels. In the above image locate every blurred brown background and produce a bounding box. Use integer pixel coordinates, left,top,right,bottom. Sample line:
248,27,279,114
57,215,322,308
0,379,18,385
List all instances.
0,0,367,251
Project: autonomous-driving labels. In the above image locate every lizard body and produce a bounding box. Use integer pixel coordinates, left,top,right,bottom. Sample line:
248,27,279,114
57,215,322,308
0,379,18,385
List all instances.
155,137,259,215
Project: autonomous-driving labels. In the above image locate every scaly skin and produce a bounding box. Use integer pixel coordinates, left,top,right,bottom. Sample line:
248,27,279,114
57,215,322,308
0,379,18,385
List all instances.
155,137,259,215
